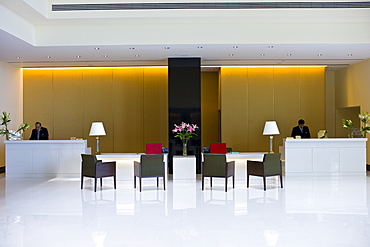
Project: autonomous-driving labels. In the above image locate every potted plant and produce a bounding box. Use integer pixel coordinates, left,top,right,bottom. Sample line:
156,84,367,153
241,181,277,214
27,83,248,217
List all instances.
0,112,30,140
172,122,198,156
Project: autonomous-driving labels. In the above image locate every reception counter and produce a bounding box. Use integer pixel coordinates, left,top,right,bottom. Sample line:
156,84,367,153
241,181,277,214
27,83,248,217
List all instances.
5,140,90,177
284,138,367,176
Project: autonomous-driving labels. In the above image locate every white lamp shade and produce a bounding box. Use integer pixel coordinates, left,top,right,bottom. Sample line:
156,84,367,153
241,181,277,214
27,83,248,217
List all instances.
263,121,280,135
89,122,106,136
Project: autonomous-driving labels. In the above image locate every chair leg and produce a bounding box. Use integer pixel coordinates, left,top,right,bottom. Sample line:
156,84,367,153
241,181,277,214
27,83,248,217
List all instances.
157,177,159,187
163,176,166,190
100,177,103,187
263,177,266,191
247,174,249,188
134,176,136,188
225,177,228,192
114,175,117,190
81,176,84,189
210,177,213,187
233,175,235,188
139,178,142,192
202,175,204,190
94,178,97,192
280,175,283,188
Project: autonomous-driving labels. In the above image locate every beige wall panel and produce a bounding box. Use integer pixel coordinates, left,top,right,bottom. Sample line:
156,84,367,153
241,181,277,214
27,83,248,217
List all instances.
220,67,248,151
325,71,336,137
113,68,144,153
274,67,300,150
300,67,326,136
143,67,168,148
53,69,84,140
201,72,220,147
83,69,114,153
247,67,274,152
23,69,54,140
334,58,370,164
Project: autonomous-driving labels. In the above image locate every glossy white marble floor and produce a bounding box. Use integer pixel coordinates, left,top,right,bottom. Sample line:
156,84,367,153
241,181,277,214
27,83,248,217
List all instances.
1,173,370,247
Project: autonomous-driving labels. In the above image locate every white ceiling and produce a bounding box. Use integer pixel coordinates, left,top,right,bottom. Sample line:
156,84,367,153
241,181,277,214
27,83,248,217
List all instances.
1,0,370,70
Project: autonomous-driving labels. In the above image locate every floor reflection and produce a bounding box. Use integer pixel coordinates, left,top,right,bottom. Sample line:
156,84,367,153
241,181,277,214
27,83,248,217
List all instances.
0,174,369,246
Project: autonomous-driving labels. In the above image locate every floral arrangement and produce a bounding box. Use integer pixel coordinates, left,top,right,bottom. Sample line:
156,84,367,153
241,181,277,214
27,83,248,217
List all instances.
342,111,370,138
0,111,30,140
172,122,199,143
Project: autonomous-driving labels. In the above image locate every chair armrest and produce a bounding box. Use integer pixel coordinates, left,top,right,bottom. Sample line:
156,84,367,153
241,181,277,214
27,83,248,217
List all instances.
226,161,235,176
247,160,263,165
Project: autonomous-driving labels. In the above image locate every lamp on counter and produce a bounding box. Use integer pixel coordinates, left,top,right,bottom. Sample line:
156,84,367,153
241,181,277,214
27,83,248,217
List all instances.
89,122,106,155
263,121,280,153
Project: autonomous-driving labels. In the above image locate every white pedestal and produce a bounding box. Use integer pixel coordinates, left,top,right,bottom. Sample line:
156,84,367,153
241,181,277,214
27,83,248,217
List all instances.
173,155,196,180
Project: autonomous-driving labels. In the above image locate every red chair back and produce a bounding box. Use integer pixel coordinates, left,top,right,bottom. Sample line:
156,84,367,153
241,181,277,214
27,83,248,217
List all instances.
210,143,227,154
145,143,162,154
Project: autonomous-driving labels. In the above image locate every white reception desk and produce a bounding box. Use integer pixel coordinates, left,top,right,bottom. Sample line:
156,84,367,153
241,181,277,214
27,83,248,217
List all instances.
284,138,367,176
5,140,90,177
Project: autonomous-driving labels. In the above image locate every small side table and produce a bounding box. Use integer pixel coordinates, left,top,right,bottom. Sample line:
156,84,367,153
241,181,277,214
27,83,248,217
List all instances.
173,155,196,180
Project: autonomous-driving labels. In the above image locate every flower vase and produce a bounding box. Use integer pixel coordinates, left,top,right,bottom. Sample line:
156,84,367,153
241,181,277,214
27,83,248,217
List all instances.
183,142,187,156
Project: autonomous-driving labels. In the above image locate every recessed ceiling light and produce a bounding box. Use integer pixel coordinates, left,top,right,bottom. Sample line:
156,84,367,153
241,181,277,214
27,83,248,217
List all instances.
135,55,140,57
233,45,238,49
104,55,108,58
197,46,203,49
268,45,274,48
46,56,51,59
229,54,234,56
317,53,323,56
94,47,100,50
76,55,81,58
129,47,135,50
348,53,353,56
287,54,292,56
164,47,170,49
16,56,20,59
260,53,265,56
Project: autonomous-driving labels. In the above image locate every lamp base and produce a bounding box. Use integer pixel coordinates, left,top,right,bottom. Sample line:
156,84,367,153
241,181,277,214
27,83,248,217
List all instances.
95,136,101,155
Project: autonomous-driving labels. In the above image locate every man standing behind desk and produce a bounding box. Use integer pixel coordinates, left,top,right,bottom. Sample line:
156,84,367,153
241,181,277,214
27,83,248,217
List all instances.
29,122,49,140
291,119,311,138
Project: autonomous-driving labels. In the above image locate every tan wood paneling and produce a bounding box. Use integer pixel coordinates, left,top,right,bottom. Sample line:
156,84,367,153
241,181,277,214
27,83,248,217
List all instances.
300,67,326,136
53,69,84,140
201,72,220,147
82,69,114,154
247,67,274,152
143,67,168,148
274,67,300,151
220,67,248,151
23,69,54,140
112,68,144,152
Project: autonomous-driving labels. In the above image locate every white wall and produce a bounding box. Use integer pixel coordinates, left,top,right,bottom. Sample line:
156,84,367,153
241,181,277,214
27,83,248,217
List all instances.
0,62,23,168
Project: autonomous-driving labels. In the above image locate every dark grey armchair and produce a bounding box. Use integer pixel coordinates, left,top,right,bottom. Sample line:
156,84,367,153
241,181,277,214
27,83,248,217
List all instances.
81,154,116,192
247,153,283,191
202,154,235,192
134,154,166,192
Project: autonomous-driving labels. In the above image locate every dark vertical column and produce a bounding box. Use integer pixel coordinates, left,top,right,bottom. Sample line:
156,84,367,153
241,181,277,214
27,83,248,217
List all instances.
168,58,201,173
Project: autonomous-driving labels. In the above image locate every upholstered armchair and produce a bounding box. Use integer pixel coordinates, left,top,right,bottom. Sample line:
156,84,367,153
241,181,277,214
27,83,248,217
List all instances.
134,154,166,192
247,153,283,191
202,154,235,192
81,154,116,192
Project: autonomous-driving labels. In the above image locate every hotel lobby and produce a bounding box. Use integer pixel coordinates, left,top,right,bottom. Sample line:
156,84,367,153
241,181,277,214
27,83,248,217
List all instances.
1,1,370,246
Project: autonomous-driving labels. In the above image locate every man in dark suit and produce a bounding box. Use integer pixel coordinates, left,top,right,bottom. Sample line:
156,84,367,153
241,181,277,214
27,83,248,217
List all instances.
291,119,310,138
29,122,49,140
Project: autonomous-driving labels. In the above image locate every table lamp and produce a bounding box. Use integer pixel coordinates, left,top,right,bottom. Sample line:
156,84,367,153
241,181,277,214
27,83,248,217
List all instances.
263,121,280,153
89,122,106,154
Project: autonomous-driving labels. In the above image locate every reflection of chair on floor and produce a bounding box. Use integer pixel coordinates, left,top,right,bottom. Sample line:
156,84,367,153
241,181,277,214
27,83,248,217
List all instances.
134,154,166,192
81,154,117,192
202,154,235,192
247,153,283,191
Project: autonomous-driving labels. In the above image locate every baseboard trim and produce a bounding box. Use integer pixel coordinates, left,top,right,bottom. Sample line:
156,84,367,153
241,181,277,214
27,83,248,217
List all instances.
0,166,5,174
